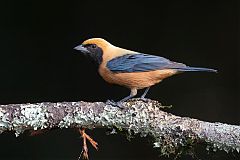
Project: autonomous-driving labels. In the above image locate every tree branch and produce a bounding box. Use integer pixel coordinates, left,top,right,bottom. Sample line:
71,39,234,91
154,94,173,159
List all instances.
0,100,239,156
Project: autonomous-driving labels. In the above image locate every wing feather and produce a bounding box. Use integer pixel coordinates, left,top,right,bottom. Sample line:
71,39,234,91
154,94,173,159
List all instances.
106,53,186,73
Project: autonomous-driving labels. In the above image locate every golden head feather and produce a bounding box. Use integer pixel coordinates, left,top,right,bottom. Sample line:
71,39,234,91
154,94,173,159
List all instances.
82,38,112,50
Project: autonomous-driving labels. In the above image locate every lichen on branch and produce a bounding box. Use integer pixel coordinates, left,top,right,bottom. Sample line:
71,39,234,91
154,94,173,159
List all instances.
0,100,239,156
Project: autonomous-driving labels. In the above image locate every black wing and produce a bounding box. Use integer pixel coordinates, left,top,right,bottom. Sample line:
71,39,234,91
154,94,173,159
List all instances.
106,53,186,73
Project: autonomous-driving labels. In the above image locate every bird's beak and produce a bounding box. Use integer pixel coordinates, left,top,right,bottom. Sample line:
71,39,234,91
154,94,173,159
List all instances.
74,45,90,54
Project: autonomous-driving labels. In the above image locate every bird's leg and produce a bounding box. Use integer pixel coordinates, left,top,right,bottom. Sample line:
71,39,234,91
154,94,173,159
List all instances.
106,89,137,108
140,87,151,102
79,128,98,160
119,88,138,103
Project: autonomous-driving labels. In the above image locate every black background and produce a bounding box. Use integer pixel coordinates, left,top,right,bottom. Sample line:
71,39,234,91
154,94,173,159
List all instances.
0,0,239,160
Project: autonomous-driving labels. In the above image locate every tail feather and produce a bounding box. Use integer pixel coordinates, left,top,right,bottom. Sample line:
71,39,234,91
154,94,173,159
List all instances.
173,66,217,73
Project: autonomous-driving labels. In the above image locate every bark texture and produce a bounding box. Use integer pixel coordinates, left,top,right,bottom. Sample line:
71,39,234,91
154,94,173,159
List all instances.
0,99,239,155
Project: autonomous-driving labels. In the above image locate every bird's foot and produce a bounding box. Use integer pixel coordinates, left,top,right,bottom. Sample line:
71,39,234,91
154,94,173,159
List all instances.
139,97,152,103
79,129,98,160
106,100,125,109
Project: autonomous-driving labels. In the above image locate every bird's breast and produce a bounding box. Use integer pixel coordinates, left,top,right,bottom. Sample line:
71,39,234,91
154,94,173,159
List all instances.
98,63,177,89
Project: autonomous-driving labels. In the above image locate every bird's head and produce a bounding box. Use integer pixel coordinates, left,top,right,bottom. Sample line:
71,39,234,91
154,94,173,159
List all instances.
74,38,112,64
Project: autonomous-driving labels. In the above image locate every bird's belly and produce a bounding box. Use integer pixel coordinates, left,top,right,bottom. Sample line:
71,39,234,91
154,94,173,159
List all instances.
99,68,177,89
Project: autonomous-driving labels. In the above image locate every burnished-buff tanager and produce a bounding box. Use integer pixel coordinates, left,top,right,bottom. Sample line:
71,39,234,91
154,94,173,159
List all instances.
74,38,217,107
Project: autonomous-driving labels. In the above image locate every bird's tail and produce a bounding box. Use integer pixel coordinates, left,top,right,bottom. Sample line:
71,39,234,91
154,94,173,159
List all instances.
174,66,217,73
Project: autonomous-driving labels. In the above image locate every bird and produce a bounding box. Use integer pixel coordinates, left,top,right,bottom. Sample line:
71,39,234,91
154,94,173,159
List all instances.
74,38,217,107
74,38,217,158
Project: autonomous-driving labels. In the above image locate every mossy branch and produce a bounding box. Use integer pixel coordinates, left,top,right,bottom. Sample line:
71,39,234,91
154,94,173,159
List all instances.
0,100,239,156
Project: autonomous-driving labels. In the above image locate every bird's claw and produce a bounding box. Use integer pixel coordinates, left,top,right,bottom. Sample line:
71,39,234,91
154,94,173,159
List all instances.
106,100,125,109
106,99,115,105
139,97,152,103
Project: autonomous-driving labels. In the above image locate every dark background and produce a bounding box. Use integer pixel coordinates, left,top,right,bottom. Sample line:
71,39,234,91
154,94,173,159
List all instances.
0,0,239,160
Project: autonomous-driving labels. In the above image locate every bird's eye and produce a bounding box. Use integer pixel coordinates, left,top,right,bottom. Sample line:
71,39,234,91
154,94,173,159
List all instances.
91,44,97,49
